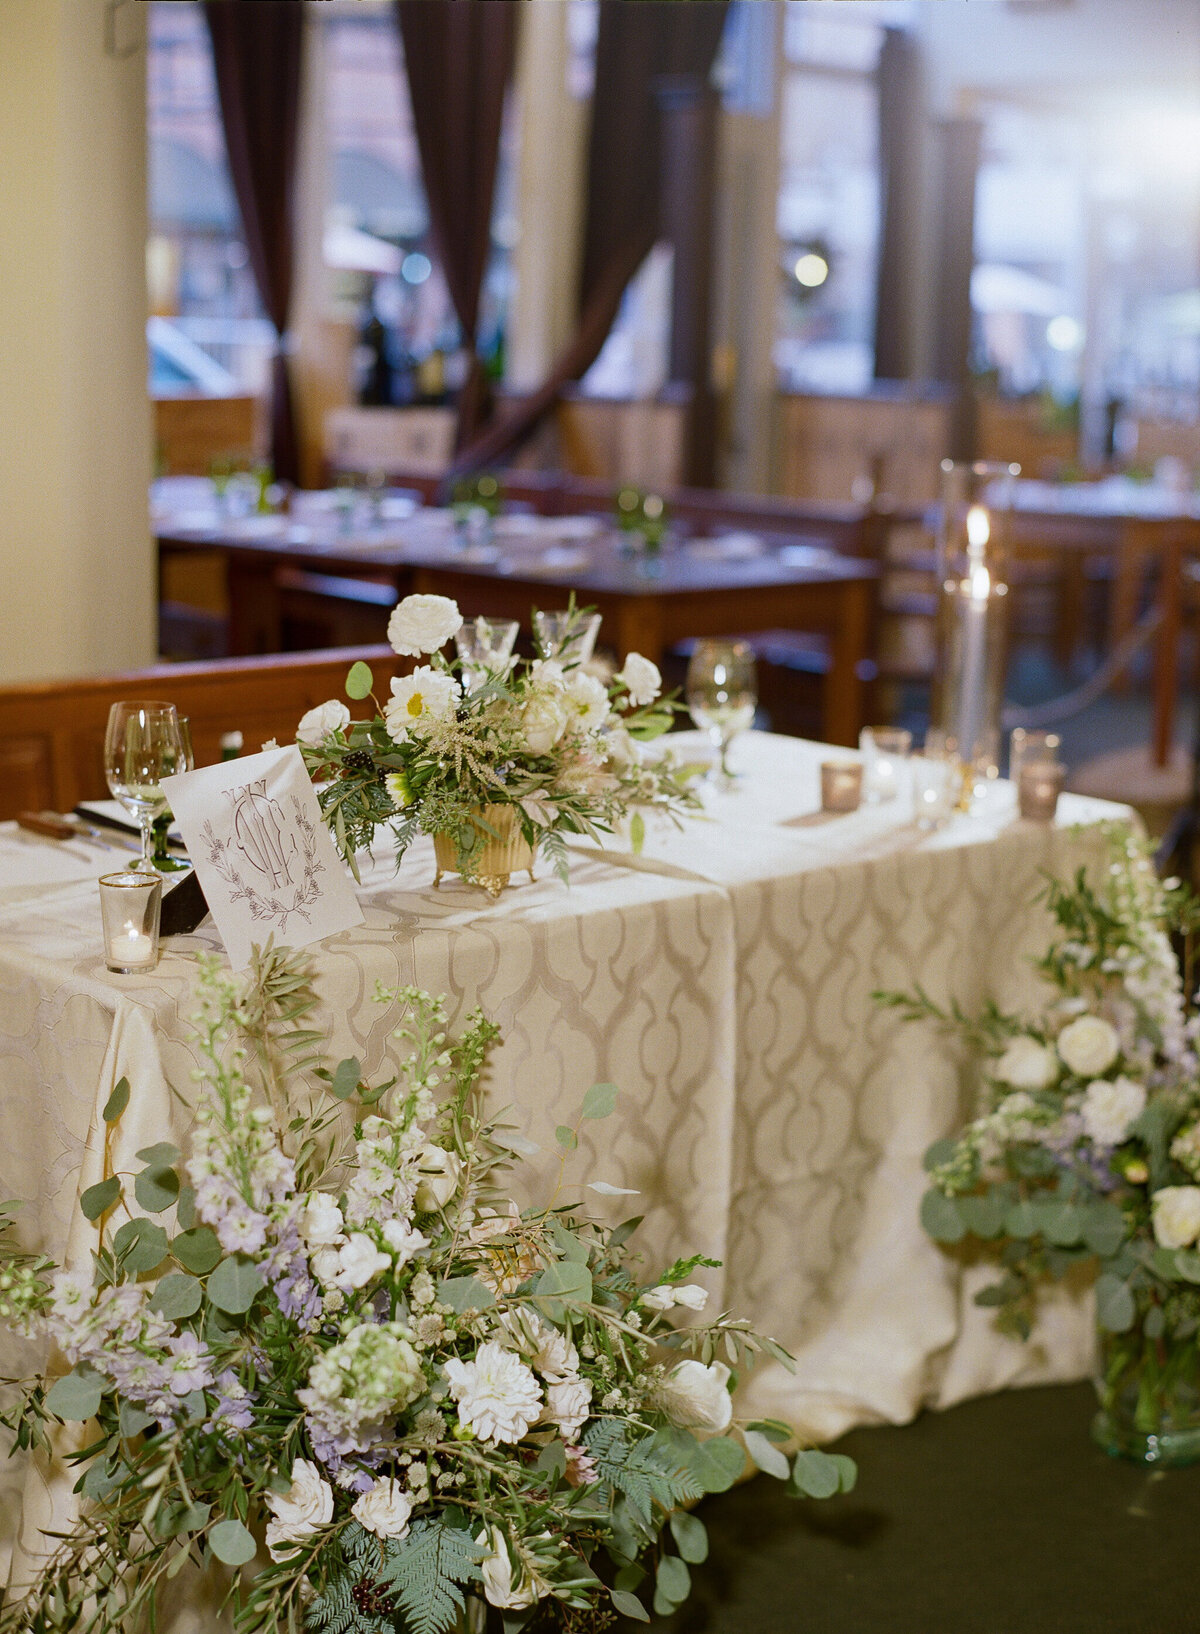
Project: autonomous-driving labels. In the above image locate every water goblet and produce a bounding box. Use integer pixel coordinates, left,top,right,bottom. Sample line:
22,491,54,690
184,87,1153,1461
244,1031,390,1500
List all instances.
533,609,602,666
686,638,757,783
103,701,188,875
455,617,520,687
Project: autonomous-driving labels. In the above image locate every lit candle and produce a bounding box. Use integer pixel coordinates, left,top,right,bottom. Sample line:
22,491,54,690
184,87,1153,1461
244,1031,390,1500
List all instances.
99,871,162,974
956,505,991,763
821,760,863,813
1017,761,1065,822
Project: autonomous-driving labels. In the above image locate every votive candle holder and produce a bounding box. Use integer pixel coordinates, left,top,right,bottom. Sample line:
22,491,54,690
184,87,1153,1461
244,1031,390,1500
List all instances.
99,871,162,974
821,760,864,813
1017,761,1065,822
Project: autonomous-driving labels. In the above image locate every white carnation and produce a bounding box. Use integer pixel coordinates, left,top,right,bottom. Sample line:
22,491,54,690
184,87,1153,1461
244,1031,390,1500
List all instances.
544,1375,592,1439
384,666,459,741
1057,1015,1120,1078
658,1358,733,1432
296,699,350,747
264,1458,334,1559
1080,1075,1146,1147
387,593,463,657
300,1192,344,1247
334,1232,392,1291
444,1341,543,1445
994,1036,1059,1091
309,1247,343,1287
616,652,661,708
414,1144,461,1212
1153,1185,1200,1250
352,1478,413,1540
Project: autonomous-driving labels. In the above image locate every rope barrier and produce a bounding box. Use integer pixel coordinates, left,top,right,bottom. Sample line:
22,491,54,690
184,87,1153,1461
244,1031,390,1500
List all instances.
1000,605,1164,731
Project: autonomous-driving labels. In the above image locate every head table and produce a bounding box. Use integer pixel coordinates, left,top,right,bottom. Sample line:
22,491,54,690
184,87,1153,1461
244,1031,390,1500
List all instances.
0,731,1126,1590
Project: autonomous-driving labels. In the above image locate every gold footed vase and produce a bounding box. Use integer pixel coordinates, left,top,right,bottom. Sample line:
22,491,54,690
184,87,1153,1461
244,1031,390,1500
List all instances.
433,804,536,899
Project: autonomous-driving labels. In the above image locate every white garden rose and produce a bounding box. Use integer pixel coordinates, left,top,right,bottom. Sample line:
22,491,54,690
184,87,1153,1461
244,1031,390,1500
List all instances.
994,1036,1059,1091
381,1218,431,1265
444,1341,543,1444
519,692,568,756
1080,1075,1146,1147
658,1358,733,1432
296,699,350,747
384,667,459,741
264,1458,334,1559
476,1526,548,1610
300,1192,344,1247
1057,1015,1120,1078
544,1375,592,1439
616,652,661,708
334,1232,392,1291
351,1478,413,1540
1152,1185,1200,1250
414,1144,461,1211
308,1247,342,1287
564,670,610,732
387,593,463,657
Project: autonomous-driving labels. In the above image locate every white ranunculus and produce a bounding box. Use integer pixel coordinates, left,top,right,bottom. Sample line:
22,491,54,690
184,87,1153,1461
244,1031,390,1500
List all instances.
296,699,351,747
1153,1185,1200,1250
444,1341,543,1445
414,1144,461,1212
616,652,661,708
1080,1075,1146,1147
334,1232,392,1291
641,1285,676,1311
300,1192,344,1247
384,666,459,742
544,1375,592,1439
659,1358,733,1432
1057,1015,1120,1079
387,593,463,657
564,670,610,732
381,1217,430,1265
264,1458,334,1559
671,1283,709,1312
476,1527,548,1611
519,692,568,756
994,1036,1059,1091
352,1478,413,1540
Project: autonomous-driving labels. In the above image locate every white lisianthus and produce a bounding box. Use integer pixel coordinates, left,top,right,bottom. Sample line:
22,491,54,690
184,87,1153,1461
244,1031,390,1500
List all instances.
1057,1015,1120,1078
641,1285,675,1311
1152,1185,1200,1250
616,652,661,708
544,1375,592,1439
381,1218,431,1265
564,670,610,732
444,1341,543,1444
296,699,350,747
351,1478,413,1540
300,1192,344,1247
334,1232,392,1291
476,1527,548,1611
264,1459,334,1559
1080,1075,1146,1147
414,1144,461,1212
387,593,463,657
994,1036,1059,1091
658,1358,733,1432
519,692,568,756
384,667,459,742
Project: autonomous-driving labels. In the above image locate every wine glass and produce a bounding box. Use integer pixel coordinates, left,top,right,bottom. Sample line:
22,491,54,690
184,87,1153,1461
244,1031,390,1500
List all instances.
104,702,188,874
455,617,520,688
533,609,602,666
151,716,194,872
686,639,757,782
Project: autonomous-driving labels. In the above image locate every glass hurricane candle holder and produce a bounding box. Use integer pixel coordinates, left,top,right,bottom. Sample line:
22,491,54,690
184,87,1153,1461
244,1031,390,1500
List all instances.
859,726,912,803
820,760,863,813
99,871,162,974
1017,760,1065,822
1009,727,1061,787
912,751,956,830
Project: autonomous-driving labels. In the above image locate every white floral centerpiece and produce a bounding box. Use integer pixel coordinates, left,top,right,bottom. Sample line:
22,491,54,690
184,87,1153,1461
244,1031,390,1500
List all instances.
0,946,853,1633
295,595,701,891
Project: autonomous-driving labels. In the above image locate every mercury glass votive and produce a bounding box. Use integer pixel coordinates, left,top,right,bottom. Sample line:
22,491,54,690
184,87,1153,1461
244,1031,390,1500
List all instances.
821,760,864,813
99,871,162,974
1017,760,1065,822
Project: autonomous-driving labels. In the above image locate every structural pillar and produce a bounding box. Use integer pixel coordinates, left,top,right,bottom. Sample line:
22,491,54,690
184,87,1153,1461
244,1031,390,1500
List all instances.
932,115,983,460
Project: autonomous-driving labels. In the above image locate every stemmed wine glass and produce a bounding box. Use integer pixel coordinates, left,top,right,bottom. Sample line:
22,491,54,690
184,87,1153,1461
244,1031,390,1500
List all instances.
686,639,757,783
151,716,194,871
103,702,189,874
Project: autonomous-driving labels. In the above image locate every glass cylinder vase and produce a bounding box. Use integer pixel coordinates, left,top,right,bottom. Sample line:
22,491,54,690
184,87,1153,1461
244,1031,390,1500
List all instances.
928,460,1019,788
1093,1301,1200,1467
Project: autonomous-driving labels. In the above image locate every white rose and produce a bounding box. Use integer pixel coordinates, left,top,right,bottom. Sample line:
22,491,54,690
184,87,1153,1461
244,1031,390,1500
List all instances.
1080,1075,1146,1147
544,1375,592,1439
381,1217,430,1265
1153,1185,1200,1250
296,699,350,747
444,1341,543,1445
300,1192,344,1247
309,1247,343,1287
659,1358,733,1432
994,1036,1059,1091
334,1232,392,1291
352,1477,413,1540
476,1526,548,1611
384,666,459,741
264,1458,334,1559
564,671,610,732
672,1283,708,1312
520,692,568,756
414,1144,461,1212
387,593,463,657
616,652,661,708
641,1285,675,1311
1057,1015,1120,1078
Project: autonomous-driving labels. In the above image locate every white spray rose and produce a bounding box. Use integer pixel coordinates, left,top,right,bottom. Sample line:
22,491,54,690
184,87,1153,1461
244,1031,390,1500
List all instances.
544,1375,592,1439
616,652,662,708
659,1358,733,1432
476,1527,548,1610
351,1478,413,1540
520,692,568,756
1057,1015,1120,1078
414,1144,461,1211
1080,1075,1146,1147
334,1233,392,1291
1153,1186,1200,1250
300,1192,344,1247
264,1459,334,1559
444,1341,543,1445
296,699,350,747
384,666,459,742
387,593,463,657
994,1036,1059,1091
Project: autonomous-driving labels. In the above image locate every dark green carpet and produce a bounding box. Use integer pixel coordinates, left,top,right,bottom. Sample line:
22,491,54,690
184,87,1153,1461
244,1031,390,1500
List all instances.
622,1384,1200,1634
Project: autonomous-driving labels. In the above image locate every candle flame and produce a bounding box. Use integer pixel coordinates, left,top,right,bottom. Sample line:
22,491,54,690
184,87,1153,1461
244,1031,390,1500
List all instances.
966,505,990,549
969,564,991,602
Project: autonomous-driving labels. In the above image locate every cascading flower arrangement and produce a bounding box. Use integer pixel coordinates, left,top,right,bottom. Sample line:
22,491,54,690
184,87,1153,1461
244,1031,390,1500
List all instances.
878,825,1200,1464
295,594,702,891
0,945,853,1634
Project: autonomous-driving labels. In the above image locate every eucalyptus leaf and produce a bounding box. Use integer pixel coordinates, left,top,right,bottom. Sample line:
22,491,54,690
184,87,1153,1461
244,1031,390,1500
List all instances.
922,1137,958,1172
959,1192,1007,1239
1175,1250,1200,1286
920,1188,966,1244
1095,1271,1136,1333
791,1449,841,1500
534,1261,592,1310
554,1125,577,1151
1082,1202,1127,1258
45,1368,104,1422
134,1165,180,1214
582,1082,618,1120
669,1510,708,1563
743,1429,790,1480
690,1434,746,1493
588,1181,640,1197
136,1142,182,1168
207,1256,263,1316
330,1057,361,1100
101,1078,130,1124
345,660,374,701
113,1218,169,1274
80,1176,121,1222
149,1272,203,1321
172,1226,222,1276
611,1589,649,1623
208,1518,257,1566
830,1453,857,1493
437,1275,496,1313
655,1554,690,1607
1004,1199,1040,1239
119,1400,156,1438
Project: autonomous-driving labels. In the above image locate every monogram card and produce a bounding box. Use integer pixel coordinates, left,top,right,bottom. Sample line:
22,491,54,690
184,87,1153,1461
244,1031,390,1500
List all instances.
161,745,363,969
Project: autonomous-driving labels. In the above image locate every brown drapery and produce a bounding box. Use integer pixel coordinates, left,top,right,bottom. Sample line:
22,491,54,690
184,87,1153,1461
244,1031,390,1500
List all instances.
396,0,519,451
450,0,728,479
203,1,303,485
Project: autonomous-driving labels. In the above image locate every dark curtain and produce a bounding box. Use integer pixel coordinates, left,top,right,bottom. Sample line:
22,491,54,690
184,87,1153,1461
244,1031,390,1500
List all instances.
396,0,519,450
203,1,303,485
451,0,728,478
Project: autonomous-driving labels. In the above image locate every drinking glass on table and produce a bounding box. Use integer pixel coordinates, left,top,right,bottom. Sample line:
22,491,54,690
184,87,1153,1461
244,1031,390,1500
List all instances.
859,725,912,804
686,638,757,782
103,701,189,874
1008,728,1061,787
151,716,194,872
455,617,520,686
533,608,602,666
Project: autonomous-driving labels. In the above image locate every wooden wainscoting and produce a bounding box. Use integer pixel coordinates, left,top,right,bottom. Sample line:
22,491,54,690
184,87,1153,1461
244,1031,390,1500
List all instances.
154,394,261,476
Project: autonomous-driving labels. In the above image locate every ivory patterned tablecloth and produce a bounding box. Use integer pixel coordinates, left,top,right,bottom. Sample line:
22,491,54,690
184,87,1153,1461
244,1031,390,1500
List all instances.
0,734,1129,1588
